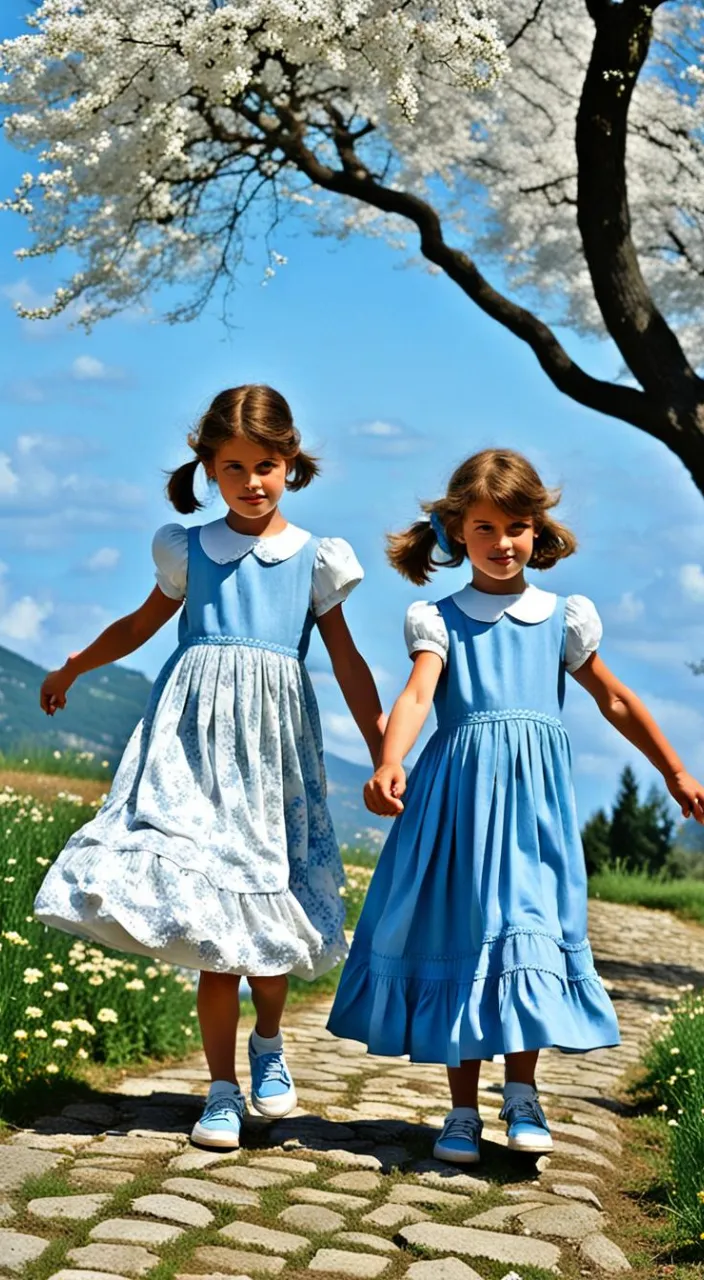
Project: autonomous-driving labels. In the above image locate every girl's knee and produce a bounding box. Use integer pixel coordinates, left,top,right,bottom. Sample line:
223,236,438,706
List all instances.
249,973,288,992
198,970,241,989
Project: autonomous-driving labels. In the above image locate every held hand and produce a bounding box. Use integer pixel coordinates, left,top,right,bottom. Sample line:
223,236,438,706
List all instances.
39,662,75,716
364,764,406,817
666,770,704,823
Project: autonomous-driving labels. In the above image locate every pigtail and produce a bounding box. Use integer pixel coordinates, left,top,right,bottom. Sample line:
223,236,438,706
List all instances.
286,448,320,491
165,459,203,514
530,515,577,569
386,507,463,585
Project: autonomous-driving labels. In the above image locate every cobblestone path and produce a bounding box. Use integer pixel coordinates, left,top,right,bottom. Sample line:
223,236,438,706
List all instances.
3,898,704,1280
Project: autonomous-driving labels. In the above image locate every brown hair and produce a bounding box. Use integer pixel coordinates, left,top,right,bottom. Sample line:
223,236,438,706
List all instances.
387,448,577,585
166,384,319,514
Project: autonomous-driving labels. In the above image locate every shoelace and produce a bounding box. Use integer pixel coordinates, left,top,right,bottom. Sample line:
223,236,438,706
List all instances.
499,1096,548,1129
255,1051,291,1087
202,1093,244,1123
441,1113,482,1145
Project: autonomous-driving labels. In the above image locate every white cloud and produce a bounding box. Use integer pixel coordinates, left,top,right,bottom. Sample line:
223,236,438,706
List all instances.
350,418,427,457
309,670,337,689
321,708,369,765
323,711,363,742
609,591,644,624
7,380,45,404
0,596,53,642
610,637,695,667
84,547,120,572
16,433,94,458
355,421,404,438
71,355,123,382
371,664,395,686
0,434,146,548
679,563,704,604
0,454,19,497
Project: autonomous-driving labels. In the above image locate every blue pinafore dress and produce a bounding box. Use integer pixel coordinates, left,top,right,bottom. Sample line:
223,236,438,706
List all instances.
328,591,620,1063
35,525,350,979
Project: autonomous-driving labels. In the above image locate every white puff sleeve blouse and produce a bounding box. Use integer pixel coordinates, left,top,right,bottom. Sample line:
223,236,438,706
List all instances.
152,524,188,600
403,594,601,673
404,601,450,665
564,594,603,672
311,537,364,617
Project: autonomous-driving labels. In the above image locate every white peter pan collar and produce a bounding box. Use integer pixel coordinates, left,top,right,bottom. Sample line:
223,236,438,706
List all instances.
199,518,312,565
451,581,557,624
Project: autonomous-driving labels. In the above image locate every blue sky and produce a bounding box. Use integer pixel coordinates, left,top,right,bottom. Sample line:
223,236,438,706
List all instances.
1,5,703,829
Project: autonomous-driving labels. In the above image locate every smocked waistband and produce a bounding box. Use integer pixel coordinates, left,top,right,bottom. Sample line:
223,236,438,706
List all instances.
438,709,564,732
179,635,301,659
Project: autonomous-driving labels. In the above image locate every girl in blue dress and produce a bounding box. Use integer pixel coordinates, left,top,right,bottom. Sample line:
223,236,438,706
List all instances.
36,384,383,1150
328,447,704,1164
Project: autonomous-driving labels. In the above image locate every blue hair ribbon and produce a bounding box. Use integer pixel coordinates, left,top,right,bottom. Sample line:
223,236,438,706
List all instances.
430,510,452,556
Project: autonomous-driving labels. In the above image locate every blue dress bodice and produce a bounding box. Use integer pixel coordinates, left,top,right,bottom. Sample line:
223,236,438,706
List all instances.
178,526,320,658
433,595,567,728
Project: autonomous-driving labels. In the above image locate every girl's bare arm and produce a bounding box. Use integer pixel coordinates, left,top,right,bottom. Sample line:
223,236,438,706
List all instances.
365,650,443,816
571,652,704,822
317,603,385,764
40,587,182,715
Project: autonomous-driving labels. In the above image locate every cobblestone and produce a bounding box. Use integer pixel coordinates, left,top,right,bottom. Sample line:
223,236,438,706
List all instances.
89,1218,184,1245
65,1243,160,1276
307,1248,391,1276
27,1193,110,1221
3,898,702,1279
0,1229,52,1273
189,1245,286,1274
131,1192,214,1227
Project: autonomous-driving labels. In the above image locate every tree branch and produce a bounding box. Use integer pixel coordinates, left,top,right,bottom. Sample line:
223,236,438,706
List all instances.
264,103,668,441
506,1,547,50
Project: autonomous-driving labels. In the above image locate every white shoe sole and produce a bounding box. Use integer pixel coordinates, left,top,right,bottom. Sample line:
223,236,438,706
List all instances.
507,1133,553,1153
190,1121,241,1150
432,1141,481,1165
250,1087,298,1119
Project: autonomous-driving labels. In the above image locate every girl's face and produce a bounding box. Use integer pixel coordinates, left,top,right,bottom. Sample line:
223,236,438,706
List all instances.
456,500,536,590
207,436,290,527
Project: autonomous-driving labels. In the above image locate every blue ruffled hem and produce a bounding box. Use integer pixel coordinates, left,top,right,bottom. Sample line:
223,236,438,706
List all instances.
327,928,620,1064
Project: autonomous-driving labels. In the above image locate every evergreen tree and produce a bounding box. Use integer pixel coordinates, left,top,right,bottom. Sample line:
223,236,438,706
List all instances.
581,810,611,878
608,766,646,872
640,785,676,876
582,766,677,878
608,766,675,874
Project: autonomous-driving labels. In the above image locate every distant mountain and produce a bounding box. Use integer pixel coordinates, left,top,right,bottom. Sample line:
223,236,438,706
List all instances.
675,819,704,854
0,642,385,848
324,752,386,849
0,644,152,763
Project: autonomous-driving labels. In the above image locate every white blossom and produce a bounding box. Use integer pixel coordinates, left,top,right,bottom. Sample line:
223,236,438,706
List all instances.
1,0,702,360
0,0,507,326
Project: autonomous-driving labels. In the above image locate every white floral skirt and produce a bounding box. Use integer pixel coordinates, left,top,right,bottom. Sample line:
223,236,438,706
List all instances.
34,642,347,978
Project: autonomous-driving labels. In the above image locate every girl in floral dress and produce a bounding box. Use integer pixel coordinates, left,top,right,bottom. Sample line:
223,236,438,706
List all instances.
36,384,383,1149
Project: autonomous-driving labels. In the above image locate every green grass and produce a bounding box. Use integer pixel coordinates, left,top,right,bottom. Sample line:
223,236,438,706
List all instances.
0,746,116,782
0,780,199,1117
340,845,379,869
589,866,704,925
636,987,704,1245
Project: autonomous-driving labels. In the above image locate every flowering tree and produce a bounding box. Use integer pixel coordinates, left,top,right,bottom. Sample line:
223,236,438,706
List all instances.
2,1,704,490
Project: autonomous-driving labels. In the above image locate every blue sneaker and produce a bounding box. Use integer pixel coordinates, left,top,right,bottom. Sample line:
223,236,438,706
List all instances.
433,1107,483,1164
500,1082,553,1153
190,1083,246,1149
248,1034,298,1119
